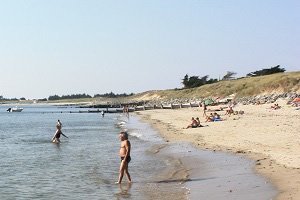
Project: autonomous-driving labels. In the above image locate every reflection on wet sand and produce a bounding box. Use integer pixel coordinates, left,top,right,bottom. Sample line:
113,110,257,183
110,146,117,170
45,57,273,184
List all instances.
115,183,132,199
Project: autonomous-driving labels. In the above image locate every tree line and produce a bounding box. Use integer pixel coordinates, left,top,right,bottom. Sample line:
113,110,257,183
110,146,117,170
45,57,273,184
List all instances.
48,92,134,101
94,92,134,98
1,92,135,101
182,65,286,89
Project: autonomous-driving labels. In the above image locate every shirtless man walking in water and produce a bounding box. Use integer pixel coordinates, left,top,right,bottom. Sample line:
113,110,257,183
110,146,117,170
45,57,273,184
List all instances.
51,119,68,143
116,131,132,184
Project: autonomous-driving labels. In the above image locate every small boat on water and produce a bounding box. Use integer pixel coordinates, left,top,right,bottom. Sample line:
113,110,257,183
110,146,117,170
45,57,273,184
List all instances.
7,107,24,112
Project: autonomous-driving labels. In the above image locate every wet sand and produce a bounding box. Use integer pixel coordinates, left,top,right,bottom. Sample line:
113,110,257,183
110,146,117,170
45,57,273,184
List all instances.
144,139,276,199
135,100,300,199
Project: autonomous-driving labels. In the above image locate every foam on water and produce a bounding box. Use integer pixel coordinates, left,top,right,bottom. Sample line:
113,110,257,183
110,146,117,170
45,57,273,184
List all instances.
128,131,143,138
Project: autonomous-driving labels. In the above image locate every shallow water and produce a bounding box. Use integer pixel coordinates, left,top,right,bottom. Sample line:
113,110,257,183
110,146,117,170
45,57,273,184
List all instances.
0,105,185,200
1,105,119,199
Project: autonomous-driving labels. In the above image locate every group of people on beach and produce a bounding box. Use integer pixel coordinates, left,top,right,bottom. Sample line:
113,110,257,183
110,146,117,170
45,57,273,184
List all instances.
51,119,132,184
205,112,223,122
185,106,225,128
186,117,204,128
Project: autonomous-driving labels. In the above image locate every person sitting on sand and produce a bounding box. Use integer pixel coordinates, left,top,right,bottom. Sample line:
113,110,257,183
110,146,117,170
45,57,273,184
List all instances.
195,117,204,127
271,103,281,110
213,112,222,122
186,117,198,128
225,106,234,116
205,113,214,122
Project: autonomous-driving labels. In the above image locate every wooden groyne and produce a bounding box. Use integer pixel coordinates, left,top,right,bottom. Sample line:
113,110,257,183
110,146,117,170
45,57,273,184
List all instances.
134,102,201,111
45,102,202,114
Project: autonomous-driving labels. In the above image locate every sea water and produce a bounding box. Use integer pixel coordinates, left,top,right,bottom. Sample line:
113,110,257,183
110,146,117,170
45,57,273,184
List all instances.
0,105,186,200
0,105,277,200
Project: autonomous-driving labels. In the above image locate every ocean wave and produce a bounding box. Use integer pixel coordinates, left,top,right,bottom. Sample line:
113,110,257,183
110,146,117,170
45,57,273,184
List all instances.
115,121,127,128
128,131,143,138
118,121,126,125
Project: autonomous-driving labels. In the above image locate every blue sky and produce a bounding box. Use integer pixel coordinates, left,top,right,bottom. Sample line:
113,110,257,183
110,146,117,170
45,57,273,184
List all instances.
0,0,299,99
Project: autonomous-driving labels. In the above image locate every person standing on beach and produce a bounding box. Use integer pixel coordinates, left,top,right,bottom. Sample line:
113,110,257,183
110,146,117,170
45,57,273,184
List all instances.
203,103,207,117
116,131,132,184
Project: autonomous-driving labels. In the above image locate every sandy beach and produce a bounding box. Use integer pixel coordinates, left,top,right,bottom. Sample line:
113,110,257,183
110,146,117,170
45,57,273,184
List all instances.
135,100,300,200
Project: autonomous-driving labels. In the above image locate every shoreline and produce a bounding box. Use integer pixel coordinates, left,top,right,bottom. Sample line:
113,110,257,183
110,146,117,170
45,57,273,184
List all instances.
134,101,300,200
128,114,275,199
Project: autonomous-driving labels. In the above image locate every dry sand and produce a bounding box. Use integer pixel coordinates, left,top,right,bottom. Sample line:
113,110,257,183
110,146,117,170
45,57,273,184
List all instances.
135,100,300,200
